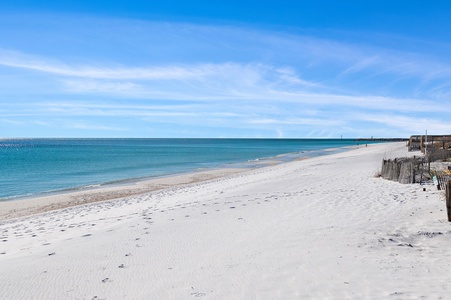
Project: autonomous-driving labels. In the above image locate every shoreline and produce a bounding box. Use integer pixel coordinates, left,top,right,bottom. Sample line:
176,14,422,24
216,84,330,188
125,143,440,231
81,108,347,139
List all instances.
0,144,362,221
0,167,249,220
0,138,374,202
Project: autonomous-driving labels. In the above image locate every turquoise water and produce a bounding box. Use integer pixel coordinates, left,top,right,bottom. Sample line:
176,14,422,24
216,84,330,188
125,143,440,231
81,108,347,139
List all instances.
0,138,374,200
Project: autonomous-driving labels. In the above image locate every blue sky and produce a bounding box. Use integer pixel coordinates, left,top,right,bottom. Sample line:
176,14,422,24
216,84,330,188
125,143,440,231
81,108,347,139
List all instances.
1,1,451,138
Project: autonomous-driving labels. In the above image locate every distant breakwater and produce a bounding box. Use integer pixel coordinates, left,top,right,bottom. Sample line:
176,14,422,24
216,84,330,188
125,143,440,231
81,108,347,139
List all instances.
355,138,408,142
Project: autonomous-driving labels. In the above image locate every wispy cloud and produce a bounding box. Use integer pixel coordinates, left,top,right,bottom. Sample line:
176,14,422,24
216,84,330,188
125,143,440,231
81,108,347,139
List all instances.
0,49,213,80
356,113,451,135
341,56,381,75
0,118,51,126
63,121,126,131
247,117,344,126
2,17,451,137
4,55,448,118
62,80,142,93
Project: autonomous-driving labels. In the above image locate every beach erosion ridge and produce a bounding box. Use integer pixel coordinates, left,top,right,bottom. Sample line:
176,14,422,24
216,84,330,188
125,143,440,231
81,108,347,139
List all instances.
1,141,450,299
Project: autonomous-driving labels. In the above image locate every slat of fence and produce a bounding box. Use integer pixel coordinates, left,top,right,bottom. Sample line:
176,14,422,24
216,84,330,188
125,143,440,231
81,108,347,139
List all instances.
446,180,451,222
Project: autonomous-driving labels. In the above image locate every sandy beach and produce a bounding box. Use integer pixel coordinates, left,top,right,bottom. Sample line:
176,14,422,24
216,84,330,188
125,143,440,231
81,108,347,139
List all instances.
0,167,249,220
1,142,450,299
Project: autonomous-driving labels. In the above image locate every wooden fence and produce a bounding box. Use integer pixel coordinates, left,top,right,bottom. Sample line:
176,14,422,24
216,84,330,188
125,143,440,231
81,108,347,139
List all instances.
446,180,451,222
432,169,451,190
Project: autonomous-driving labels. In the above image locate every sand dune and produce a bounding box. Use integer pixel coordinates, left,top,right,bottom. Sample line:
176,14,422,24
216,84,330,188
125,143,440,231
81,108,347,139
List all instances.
1,142,450,299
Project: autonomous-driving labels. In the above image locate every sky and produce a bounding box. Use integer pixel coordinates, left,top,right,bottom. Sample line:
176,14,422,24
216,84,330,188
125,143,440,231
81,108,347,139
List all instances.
1,1,451,138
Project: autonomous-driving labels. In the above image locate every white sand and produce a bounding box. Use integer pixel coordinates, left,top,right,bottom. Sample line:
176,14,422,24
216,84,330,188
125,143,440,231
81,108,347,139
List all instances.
1,142,450,299
0,168,248,220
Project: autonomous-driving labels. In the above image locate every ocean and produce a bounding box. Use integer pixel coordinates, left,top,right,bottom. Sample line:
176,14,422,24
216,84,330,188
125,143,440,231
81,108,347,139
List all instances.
0,138,376,200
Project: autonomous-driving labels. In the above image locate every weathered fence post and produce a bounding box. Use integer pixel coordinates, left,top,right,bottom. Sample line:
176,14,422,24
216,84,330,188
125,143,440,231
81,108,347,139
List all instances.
446,180,451,222
433,175,440,190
